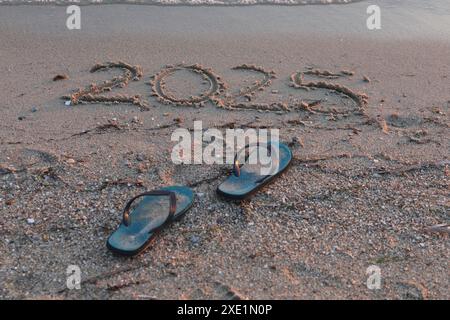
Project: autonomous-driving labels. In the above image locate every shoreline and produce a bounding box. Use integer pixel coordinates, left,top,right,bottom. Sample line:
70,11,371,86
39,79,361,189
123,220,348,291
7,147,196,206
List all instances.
0,0,366,6
1,3,449,41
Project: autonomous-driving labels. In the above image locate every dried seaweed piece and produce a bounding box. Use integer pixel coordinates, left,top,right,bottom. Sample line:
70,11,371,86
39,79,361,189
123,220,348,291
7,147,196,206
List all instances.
53,74,68,81
72,120,124,137
375,160,450,176
423,224,450,235
0,164,17,175
99,178,144,190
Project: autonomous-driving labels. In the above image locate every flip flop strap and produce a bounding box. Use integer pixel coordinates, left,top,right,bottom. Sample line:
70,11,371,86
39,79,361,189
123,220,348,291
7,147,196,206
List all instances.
233,142,272,177
122,190,176,227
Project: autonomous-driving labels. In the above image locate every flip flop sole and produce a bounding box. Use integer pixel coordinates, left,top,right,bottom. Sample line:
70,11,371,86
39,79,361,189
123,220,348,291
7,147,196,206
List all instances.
107,186,194,256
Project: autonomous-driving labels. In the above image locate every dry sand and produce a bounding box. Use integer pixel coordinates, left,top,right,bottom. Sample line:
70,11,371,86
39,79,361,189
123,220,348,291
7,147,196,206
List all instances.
0,1,449,299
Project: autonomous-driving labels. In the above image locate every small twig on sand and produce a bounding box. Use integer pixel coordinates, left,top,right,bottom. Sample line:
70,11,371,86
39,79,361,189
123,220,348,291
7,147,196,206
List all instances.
72,121,123,137
423,224,450,235
376,160,450,176
292,153,357,164
0,164,17,175
56,262,153,294
99,178,144,190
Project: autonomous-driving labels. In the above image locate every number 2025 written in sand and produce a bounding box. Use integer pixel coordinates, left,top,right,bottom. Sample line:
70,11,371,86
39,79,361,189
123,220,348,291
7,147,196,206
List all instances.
63,61,369,113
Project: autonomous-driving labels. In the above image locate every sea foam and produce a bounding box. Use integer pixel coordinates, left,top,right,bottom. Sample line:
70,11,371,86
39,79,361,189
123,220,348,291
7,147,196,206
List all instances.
0,0,364,6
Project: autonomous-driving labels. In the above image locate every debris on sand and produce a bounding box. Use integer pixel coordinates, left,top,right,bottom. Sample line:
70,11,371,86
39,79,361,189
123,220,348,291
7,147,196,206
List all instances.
53,74,68,81
407,136,437,145
363,75,371,83
289,136,305,148
31,166,62,182
65,158,76,165
0,164,17,174
99,178,144,190
214,281,245,300
431,106,444,115
423,224,450,235
377,118,389,134
106,280,141,292
375,160,450,176
72,119,124,137
173,117,183,124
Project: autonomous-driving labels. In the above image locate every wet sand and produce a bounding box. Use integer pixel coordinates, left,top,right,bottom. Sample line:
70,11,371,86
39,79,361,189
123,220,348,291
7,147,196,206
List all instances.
0,2,449,299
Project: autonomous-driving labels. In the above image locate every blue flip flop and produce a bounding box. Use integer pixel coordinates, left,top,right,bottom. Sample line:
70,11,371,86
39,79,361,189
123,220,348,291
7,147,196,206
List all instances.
107,186,194,256
217,142,292,200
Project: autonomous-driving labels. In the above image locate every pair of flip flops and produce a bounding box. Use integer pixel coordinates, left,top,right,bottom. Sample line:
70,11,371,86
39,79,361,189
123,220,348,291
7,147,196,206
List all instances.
107,142,292,256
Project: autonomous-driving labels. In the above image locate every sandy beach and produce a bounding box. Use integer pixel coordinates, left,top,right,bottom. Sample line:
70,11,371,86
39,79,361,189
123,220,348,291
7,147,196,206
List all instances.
0,1,449,299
